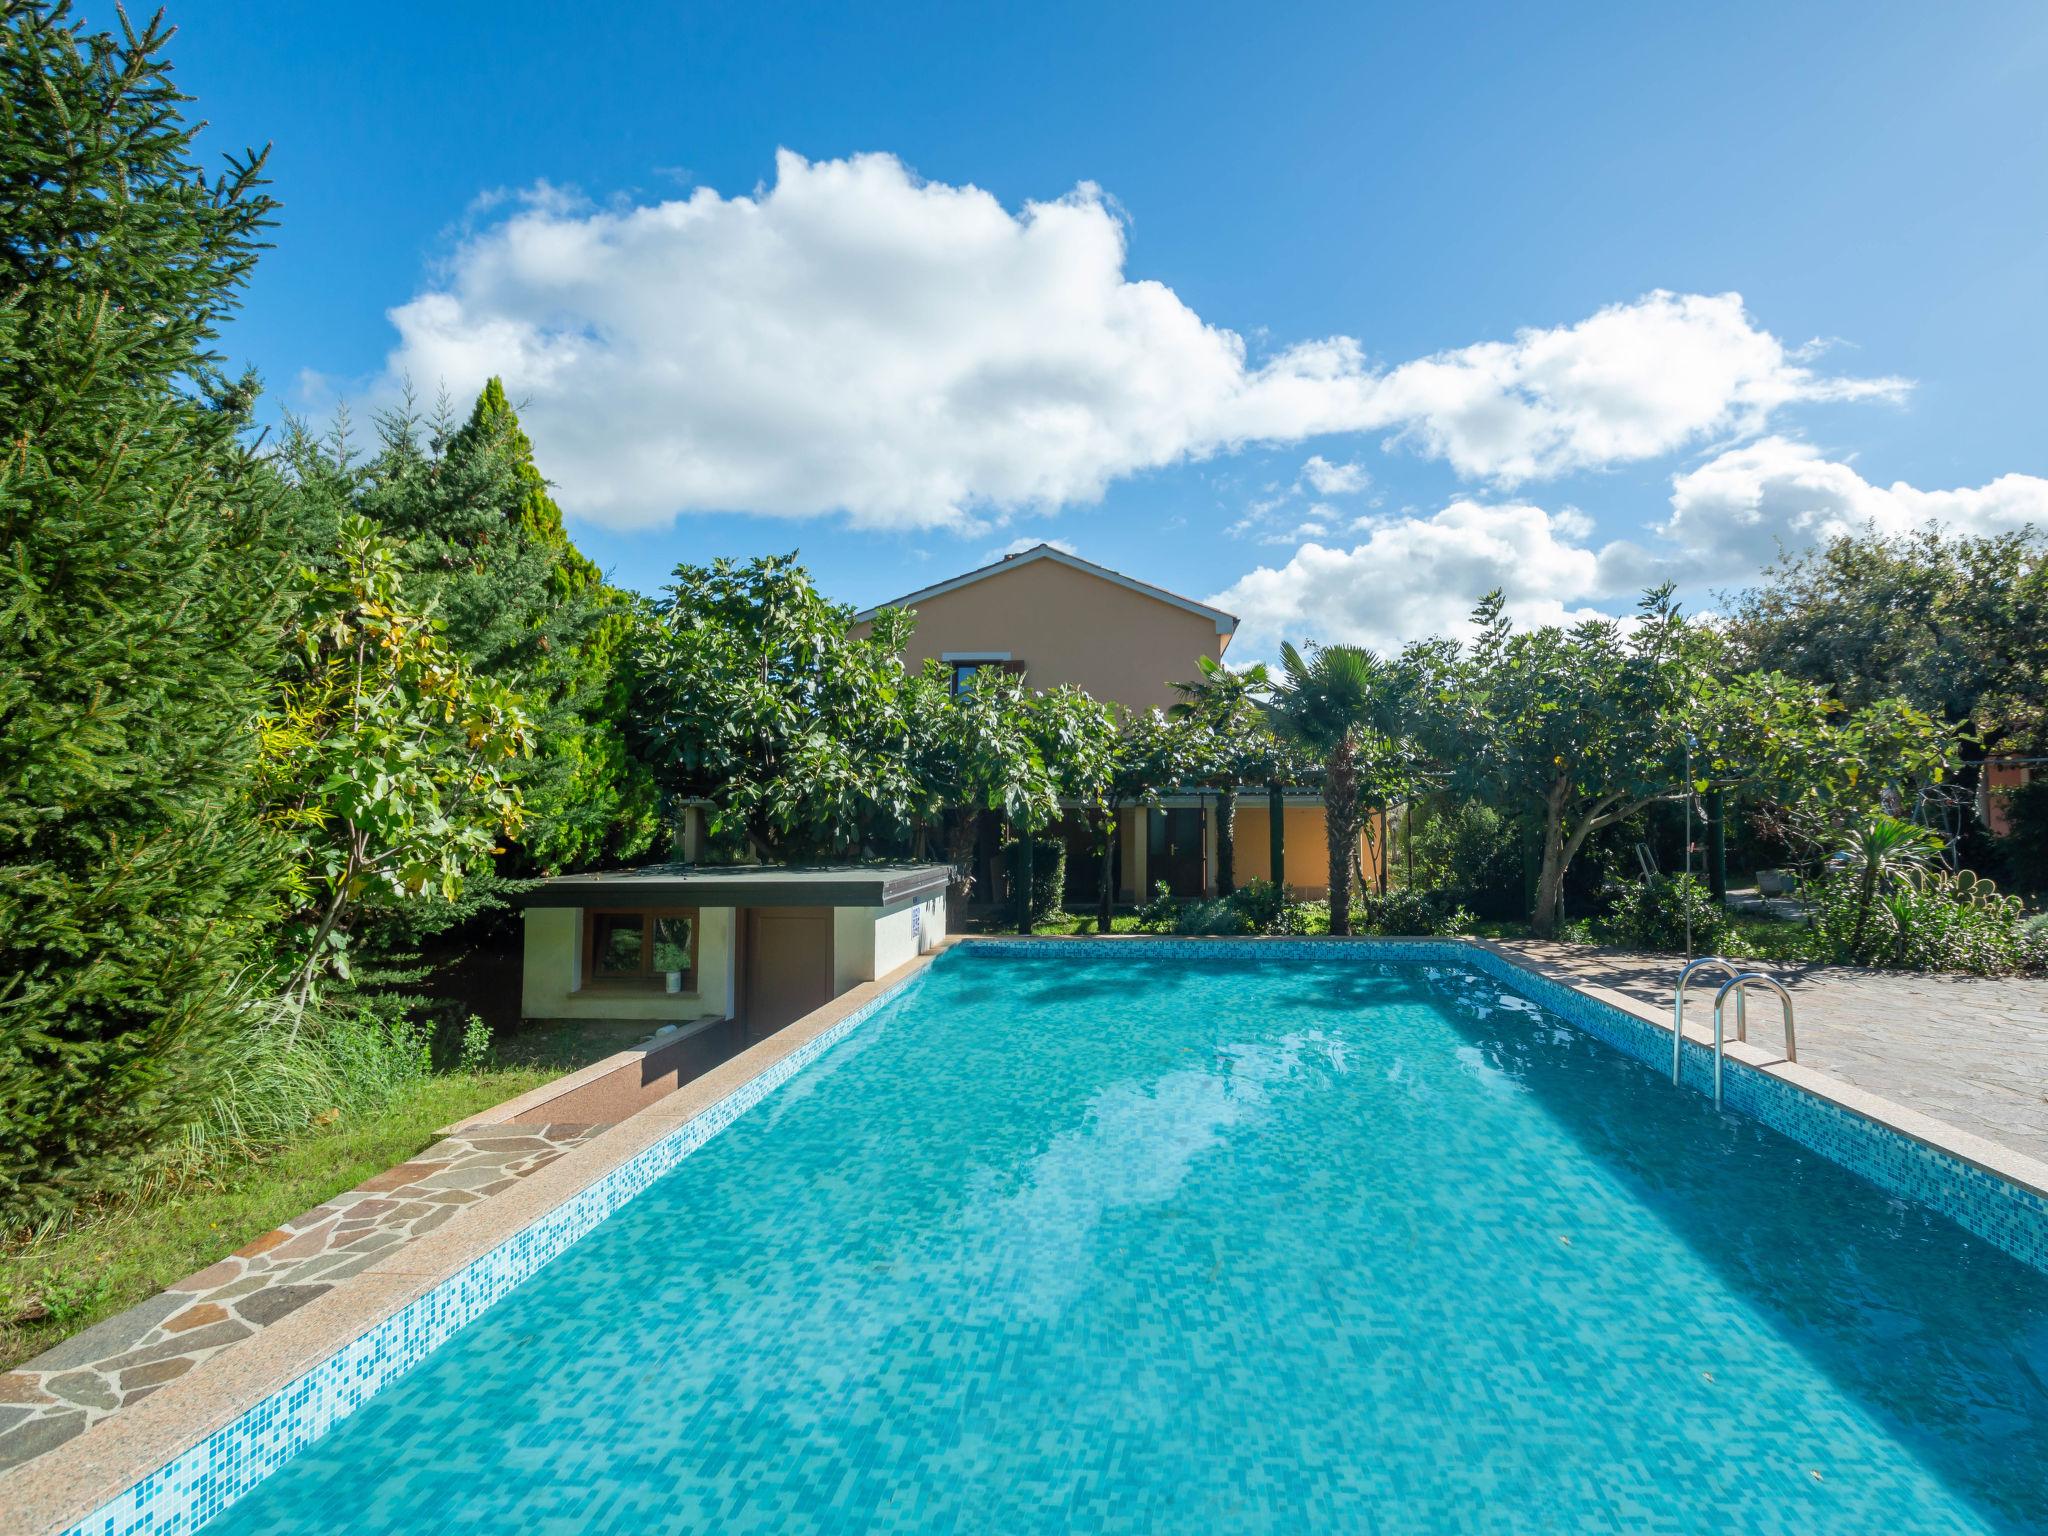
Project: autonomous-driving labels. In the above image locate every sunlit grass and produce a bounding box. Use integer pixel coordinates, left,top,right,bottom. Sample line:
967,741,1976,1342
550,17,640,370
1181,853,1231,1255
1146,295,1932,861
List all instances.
0,1016,648,1371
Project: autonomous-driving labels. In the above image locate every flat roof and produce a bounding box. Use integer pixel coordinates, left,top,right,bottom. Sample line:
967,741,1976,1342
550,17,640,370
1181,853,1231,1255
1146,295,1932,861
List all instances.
519,862,954,910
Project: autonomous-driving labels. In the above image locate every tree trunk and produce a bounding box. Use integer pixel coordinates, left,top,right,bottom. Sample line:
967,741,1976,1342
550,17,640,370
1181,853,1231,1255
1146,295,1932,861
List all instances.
1530,781,1570,939
1015,827,1035,933
1216,787,1237,897
1325,737,1358,936
1094,808,1117,934
1268,782,1286,891
290,876,355,1023
1705,789,1727,899
943,810,979,933
1850,861,1882,957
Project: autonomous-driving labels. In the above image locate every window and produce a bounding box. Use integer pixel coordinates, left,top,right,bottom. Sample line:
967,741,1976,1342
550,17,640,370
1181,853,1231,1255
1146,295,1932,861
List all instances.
946,655,1025,696
584,908,698,989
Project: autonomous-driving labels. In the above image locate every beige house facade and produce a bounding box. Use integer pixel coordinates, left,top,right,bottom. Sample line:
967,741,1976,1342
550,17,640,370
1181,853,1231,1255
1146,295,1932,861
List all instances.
854,544,1381,903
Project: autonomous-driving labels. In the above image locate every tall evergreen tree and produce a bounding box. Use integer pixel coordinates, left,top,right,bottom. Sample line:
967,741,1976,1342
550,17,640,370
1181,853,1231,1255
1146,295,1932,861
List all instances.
277,380,658,873
0,3,285,1217
450,378,600,595
445,379,657,869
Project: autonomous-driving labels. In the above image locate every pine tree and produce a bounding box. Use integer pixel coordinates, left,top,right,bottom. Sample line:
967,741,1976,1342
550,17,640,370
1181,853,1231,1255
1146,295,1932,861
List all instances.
0,3,286,1218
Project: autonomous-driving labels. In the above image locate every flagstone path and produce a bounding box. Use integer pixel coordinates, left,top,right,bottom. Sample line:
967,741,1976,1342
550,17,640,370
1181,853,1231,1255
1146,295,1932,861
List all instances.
0,1120,603,1473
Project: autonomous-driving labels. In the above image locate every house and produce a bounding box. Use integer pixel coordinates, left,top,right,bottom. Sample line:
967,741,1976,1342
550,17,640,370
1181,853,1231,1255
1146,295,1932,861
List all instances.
851,542,1382,904
1982,755,2036,837
517,863,949,1031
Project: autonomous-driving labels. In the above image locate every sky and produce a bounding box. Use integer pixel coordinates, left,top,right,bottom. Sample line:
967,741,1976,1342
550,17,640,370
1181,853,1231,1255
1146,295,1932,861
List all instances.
169,1,2048,662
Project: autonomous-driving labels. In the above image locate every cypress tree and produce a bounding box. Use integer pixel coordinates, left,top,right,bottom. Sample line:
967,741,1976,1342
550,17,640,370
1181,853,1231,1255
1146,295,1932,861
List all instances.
0,3,285,1218
452,377,601,596
452,381,659,870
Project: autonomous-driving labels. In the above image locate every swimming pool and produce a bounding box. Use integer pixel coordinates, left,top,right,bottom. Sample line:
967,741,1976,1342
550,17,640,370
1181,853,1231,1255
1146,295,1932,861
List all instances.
143,946,2048,1531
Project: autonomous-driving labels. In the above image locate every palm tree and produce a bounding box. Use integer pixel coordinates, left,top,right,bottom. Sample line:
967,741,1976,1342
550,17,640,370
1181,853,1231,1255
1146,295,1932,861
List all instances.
1169,655,1273,896
1838,812,1942,956
1268,643,1385,936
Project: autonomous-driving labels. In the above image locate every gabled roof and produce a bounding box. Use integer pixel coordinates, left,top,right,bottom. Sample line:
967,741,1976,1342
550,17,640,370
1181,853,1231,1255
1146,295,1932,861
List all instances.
854,543,1238,638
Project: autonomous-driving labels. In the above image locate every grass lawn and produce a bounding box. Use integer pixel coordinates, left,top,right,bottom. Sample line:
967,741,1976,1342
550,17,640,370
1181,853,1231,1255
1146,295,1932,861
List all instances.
958,910,1151,935
1047,913,1150,934
1719,911,1823,964
0,1016,650,1372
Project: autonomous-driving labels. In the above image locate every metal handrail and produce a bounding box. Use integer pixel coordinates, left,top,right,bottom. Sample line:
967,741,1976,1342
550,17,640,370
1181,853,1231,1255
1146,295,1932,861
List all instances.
1707,973,1797,1110
1672,956,1742,1085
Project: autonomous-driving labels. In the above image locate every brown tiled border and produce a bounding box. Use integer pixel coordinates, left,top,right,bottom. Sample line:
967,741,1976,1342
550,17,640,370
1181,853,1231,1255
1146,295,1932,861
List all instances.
436,1014,733,1135
11,931,2046,1535
1,945,953,1536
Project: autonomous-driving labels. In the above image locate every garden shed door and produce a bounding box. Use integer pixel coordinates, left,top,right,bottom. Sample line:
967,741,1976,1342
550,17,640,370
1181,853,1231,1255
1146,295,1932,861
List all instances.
742,906,833,1035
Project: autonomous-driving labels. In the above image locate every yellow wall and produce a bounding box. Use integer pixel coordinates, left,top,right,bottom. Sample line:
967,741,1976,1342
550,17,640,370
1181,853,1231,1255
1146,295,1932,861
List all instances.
856,554,1228,713
1233,804,1384,899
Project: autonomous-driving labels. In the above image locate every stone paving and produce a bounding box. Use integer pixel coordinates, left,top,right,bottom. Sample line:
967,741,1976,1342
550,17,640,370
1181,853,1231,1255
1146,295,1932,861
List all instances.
0,1120,604,1474
1500,941,2048,1164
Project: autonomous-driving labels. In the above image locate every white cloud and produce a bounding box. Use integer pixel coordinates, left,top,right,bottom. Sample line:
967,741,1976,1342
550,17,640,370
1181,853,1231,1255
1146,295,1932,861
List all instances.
1212,500,1646,656
1665,436,2048,575
1364,292,1906,484
1213,443,2048,658
1301,455,1369,495
379,150,1899,531
385,150,1385,531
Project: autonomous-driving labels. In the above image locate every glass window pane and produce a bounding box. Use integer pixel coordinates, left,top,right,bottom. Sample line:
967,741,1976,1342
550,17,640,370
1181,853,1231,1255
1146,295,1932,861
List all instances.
593,913,644,977
652,914,694,981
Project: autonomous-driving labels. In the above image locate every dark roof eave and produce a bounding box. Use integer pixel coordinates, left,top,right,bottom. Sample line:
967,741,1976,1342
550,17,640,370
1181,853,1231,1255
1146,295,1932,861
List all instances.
518,863,953,911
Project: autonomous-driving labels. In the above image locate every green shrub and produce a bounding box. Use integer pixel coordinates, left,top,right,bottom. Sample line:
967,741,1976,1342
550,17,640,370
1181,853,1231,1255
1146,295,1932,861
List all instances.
1173,898,1250,936
1229,879,1317,935
1007,837,1067,928
458,1014,495,1075
1807,869,2045,975
1598,875,1730,953
1406,800,1525,919
1136,880,1181,932
175,1000,432,1162
1359,888,1475,937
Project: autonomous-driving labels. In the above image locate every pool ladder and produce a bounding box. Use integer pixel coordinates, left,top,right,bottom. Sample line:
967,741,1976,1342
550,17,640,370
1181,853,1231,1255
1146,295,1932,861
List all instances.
1672,957,1796,1110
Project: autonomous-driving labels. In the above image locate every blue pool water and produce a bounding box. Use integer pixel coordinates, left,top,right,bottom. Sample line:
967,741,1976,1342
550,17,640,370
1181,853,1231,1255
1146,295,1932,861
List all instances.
203,950,2048,1534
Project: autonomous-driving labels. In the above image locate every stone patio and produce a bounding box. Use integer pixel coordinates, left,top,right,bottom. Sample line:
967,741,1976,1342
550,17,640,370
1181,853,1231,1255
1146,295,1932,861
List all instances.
0,1120,604,1473
1499,941,2048,1163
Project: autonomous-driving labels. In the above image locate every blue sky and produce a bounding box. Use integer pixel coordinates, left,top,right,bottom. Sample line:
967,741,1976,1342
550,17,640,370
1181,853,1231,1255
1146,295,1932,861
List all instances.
175,1,2047,658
